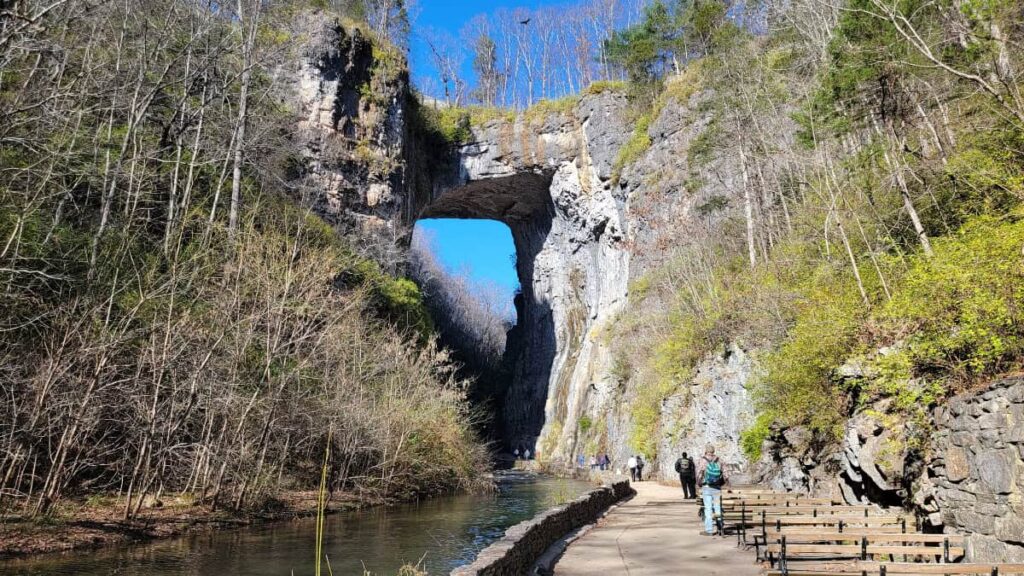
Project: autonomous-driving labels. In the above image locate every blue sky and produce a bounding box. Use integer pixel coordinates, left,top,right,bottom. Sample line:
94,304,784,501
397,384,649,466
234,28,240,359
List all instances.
410,0,547,94
416,218,520,307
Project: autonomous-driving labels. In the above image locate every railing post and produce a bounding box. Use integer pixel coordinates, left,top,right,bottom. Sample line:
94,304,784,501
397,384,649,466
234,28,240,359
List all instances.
943,536,950,563
880,565,886,576
861,536,868,560
901,517,907,533
839,519,844,533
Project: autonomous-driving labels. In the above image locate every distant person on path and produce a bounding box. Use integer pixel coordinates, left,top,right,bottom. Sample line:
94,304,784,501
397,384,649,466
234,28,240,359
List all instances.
636,455,645,481
590,455,598,470
577,454,585,468
601,453,610,471
524,448,531,460
675,451,697,499
697,445,727,535
627,455,638,481
513,448,520,460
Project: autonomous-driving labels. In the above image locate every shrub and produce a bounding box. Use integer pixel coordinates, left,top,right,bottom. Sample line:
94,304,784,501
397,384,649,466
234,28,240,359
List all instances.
578,415,593,433
740,413,774,461
759,267,867,434
875,214,1024,388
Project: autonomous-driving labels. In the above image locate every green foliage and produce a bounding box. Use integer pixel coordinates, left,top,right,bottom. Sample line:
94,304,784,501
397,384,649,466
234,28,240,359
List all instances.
628,376,678,457
740,413,774,461
349,259,434,339
410,102,514,147
582,80,629,96
578,415,593,433
760,265,869,434
523,95,580,124
876,215,1024,386
612,113,653,181
604,0,680,85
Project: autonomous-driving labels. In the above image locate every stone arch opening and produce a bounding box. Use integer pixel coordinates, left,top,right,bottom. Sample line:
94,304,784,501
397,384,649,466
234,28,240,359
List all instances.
415,170,558,456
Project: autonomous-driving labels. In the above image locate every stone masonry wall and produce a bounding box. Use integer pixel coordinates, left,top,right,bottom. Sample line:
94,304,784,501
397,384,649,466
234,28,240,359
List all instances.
915,377,1024,562
450,480,634,576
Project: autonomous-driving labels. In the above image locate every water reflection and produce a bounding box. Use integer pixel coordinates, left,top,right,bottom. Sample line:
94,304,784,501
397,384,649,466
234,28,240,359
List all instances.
1,472,592,575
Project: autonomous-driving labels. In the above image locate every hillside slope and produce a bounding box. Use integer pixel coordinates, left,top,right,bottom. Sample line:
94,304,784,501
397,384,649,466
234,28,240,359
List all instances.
0,2,487,531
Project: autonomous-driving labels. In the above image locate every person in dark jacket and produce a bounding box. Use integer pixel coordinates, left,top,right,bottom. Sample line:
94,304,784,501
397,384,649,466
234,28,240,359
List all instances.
675,452,697,499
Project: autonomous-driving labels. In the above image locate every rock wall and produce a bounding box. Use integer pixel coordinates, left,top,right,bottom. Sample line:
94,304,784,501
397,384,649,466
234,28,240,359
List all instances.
656,344,757,481
755,404,913,506
915,378,1024,561
450,480,634,576
413,87,764,472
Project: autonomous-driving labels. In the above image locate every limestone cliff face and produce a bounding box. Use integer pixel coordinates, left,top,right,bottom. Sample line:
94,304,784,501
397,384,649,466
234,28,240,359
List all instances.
287,15,756,478
287,11,409,266
435,93,635,456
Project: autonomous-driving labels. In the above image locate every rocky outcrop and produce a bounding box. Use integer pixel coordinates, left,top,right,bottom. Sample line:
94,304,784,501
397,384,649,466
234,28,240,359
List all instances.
451,480,634,576
753,403,919,506
288,22,766,474
915,377,1024,562
287,10,409,264
656,344,757,482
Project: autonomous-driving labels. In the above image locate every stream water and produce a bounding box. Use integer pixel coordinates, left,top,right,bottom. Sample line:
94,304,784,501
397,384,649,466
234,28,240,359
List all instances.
0,472,592,576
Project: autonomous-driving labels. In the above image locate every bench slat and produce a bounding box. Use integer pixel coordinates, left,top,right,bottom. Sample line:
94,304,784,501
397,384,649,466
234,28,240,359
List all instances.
766,562,1024,574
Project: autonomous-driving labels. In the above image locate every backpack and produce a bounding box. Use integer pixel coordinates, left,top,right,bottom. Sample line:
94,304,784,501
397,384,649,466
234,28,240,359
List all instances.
704,459,724,487
675,456,693,475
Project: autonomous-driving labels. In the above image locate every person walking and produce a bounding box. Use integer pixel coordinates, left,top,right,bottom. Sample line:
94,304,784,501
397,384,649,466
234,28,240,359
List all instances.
636,455,645,482
697,444,727,535
675,451,697,499
589,455,598,470
627,455,638,482
601,453,610,471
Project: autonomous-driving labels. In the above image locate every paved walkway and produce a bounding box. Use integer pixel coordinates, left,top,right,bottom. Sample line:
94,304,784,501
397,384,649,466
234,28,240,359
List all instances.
554,481,761,576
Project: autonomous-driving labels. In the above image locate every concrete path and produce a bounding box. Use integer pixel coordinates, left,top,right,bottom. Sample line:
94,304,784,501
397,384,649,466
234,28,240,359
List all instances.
554,481,762,576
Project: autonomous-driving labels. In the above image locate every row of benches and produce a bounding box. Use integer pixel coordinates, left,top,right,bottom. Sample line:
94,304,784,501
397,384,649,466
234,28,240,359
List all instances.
701,487,1024,576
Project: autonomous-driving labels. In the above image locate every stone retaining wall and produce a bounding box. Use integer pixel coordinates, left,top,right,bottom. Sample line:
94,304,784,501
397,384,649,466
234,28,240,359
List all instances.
451,480,634,576
916,377,1024,562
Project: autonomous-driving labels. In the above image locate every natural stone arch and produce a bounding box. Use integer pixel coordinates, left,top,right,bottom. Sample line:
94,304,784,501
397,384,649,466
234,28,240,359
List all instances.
414,95,634,457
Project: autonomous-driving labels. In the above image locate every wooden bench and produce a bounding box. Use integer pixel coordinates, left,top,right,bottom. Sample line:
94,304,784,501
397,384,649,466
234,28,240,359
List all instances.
724,495,839,505
764,534,966,569
749,515,913,552
765,561,1024,575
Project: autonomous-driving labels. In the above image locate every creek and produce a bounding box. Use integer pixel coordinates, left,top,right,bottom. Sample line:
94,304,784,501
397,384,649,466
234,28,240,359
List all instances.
1,472,592,576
